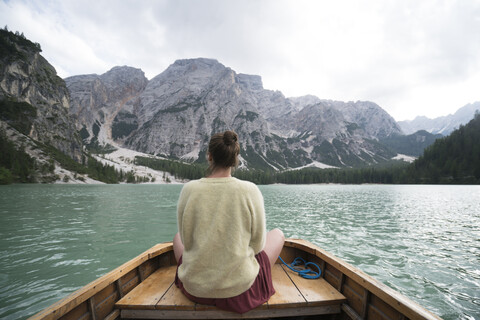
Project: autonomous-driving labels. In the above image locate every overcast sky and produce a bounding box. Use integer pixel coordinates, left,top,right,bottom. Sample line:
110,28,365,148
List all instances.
1,0,479,121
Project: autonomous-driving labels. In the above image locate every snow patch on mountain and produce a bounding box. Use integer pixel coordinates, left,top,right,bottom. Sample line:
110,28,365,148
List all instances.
94,146,184,184
393,154,416,163
289,161,338,170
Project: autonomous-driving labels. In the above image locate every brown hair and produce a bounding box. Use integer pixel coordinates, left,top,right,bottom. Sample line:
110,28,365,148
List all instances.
207,130,240,174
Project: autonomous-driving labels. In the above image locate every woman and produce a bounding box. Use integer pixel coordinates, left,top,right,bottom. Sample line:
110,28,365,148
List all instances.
173,130,285,314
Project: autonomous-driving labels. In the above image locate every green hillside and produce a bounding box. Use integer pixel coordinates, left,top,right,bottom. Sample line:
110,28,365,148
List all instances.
380,130,442,156
408,112,480,183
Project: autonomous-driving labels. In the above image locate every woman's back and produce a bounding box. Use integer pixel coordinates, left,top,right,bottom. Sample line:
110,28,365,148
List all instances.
177,177,266,298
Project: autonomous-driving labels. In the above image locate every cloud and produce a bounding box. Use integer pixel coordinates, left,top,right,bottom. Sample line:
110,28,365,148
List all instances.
1,0,479,121
0,0,110,75
381,1,480,82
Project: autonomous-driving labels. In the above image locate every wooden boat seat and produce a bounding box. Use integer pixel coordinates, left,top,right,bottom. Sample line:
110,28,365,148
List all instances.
115,263,346,319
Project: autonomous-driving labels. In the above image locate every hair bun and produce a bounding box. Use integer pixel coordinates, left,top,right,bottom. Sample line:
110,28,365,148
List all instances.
223,130,238,146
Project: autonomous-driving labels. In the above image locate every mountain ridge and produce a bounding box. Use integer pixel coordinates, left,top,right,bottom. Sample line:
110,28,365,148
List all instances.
398,102,480,136
68,58,408,170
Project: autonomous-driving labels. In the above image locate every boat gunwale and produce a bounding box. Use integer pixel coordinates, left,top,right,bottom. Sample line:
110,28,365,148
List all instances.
285,239,441,320
28,239,441,320
28,242,173,320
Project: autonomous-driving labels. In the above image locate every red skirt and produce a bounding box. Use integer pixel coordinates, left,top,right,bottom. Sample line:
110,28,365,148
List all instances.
175,250,276,314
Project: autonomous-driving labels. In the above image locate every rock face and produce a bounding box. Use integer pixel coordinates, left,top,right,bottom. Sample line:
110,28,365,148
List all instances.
67,58,406,169
65,66,148,146
0,29,82,162
398,102,480,136
286,100,399,166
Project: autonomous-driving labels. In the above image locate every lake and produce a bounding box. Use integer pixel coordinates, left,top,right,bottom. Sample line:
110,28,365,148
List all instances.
0,184,479,319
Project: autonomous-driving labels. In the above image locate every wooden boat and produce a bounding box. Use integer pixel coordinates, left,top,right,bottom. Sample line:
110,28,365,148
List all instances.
29,239,441,320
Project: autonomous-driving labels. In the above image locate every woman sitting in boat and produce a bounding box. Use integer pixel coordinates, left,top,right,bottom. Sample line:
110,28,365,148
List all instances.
173,130,285,314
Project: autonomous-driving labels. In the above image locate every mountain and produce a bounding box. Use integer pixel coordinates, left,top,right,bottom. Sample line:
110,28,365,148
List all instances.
0,29,83,163
68,58,404,169
286,97,402,139
398,102,480,136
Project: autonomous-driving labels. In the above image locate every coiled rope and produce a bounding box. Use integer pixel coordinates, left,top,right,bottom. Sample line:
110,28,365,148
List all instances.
278,256,321,279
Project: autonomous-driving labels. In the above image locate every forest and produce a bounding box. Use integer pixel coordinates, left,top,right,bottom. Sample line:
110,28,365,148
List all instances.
0,129,36,184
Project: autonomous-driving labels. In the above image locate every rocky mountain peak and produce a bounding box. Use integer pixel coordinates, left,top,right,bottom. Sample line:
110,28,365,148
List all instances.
144,58,233,106
158,58,228,82
173,57,221,67
101,66,147,88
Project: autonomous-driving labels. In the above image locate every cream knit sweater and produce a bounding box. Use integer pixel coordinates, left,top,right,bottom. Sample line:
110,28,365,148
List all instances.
177,177,266,298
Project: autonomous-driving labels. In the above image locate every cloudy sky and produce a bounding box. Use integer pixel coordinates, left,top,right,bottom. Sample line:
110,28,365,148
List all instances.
1,0,479,121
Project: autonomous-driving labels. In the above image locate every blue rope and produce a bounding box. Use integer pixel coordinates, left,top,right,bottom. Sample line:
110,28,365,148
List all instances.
278,256,321,279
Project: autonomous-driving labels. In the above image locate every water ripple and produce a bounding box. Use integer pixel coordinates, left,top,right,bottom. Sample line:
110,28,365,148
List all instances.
0,184,478,320
262,184,480,320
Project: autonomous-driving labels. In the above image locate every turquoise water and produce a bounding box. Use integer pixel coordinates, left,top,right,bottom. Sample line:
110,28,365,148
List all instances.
0,184,479,319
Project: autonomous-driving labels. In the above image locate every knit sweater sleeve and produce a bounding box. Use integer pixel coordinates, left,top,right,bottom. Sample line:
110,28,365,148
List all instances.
176,181,192,244
248,183,266,254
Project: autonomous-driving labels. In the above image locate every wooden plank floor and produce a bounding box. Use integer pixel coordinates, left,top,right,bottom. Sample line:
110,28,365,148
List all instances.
116,264,346,319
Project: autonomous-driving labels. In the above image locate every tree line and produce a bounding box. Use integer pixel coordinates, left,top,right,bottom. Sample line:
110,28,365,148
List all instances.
134,156,206,180
134,154,413,185
234,164,410,185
